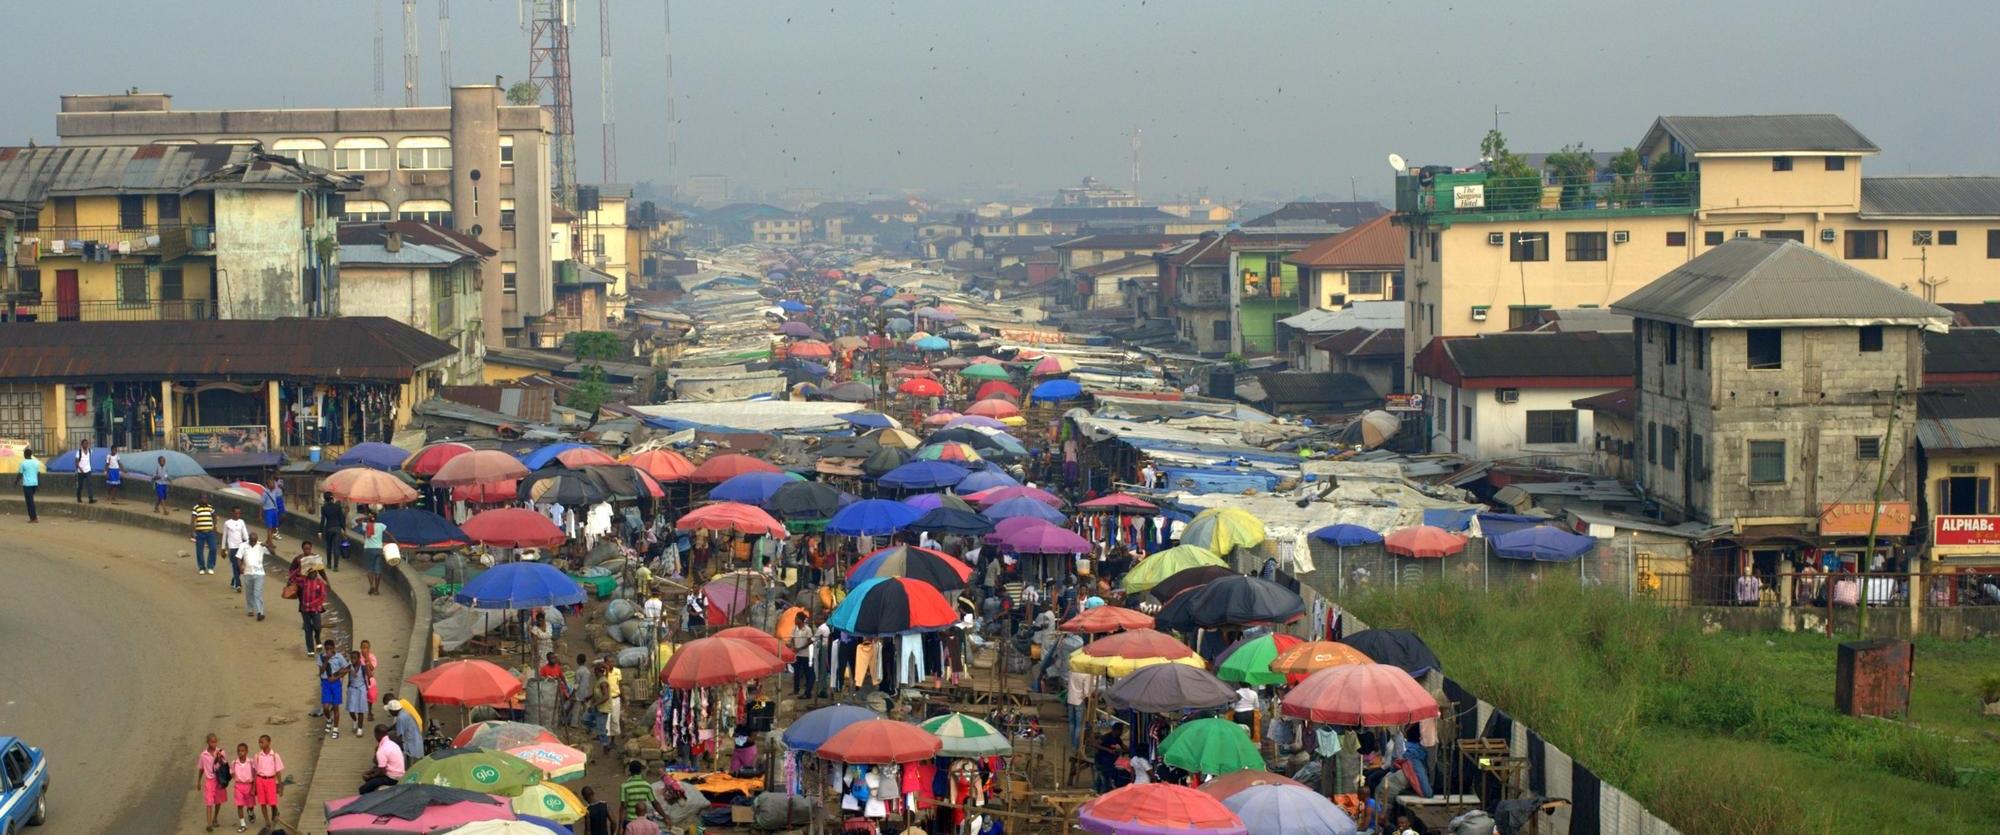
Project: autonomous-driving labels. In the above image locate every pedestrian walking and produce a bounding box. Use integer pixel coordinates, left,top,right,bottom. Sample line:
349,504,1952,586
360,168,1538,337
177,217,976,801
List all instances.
297,566,329,655
261,480,284,542
345,649,372,738
319,492,346,572
358,639,380,721
103,447,122,502
319,640,350,739
228,743,255,832
240,533,269,620
74,438,96,503
222,508,250,590
250,735,284,828
191,498,219,576
357,512,390,596
198,733,226,832
153,455,171,514
17,448,39,523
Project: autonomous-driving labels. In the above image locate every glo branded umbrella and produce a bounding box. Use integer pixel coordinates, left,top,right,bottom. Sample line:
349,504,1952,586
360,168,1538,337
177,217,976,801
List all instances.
1157,576,1305,631
1159,717,1264,775
970,484,1064,508
509,782,586,823
677,502,789,538
1280,663,1440,727
1030,378,1084,401
846,545,972,590
955,468,1019,493
405,442,474,477
505,743,588,784
1123,545,1228,593
1070,628,1204,677
910,507,996,536
709,470,806,505
327,466,422,506
1338,629,1442,676
1079,783,1247,835
826,498,922,536
517,443,594,471
433,450,531,487
1214,633,1303,686
401,747,544,795
768,481,848,519
325,785,513,832
625,449,695,482
877,460,970,490
827,577,958,636
1104,662,1236,714
982,496,1066,524
1221,785,1357,835
689,454,782,484
818,719,943,765
462,508,567,548
1196,771,1309,802
1270,641,1372,677
898,377,945,397
455,562,586,610
338,441,414,471
919,712,1012,758
1182,507,1267,555
378,508,470,549
659,636,786,689
782,704,878,753
1062,605,1155,634
1491,526,1595,561
453,721,559,751
1383,525,1467,558
964,398,1020,419
961,363,1010,381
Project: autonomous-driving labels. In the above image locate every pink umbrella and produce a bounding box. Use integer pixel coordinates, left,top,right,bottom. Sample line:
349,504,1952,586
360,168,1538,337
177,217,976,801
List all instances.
970,485,1064,508
1383,525,1468,558
324,790,515,833
553,447,617,468
1079,493,1160,513
1279,663,1441,726
990,516,1052,540
923,410,962,427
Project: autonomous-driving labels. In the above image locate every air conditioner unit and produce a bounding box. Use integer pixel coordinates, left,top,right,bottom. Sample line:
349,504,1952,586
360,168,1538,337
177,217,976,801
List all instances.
1487,232,1505,246
1735,230,1749,238
1495,388,1520,404
1470,306,1489,322
1820,228,1838,243
1612,230,1630,244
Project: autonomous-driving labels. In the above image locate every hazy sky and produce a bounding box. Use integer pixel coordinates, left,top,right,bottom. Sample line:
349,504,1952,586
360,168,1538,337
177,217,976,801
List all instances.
10,0,2000,203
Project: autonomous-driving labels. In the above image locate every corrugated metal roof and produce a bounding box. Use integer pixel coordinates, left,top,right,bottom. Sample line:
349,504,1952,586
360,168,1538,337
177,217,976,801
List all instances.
0,144,242,202
1439,331,1633,379
1925,329,2000,374
1279,300,1404,333
1646,114,1878,154
0,317,453,381
1611,238,1949,328
1284,214,1402,269
337,242,471,267
1860,176,2000,217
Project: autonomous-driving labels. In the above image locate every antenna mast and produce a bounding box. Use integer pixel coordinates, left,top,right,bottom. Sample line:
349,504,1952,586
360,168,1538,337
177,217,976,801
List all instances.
1130,126,1142,200
598,0,617,183
402,0,419,106
438,0,454,97
372,0,386,105
662,0,678,193
529,0,578,208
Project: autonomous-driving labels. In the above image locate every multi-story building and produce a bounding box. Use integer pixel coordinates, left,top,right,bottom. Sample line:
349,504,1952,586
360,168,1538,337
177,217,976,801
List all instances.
1400,113,2000,387
54,87,555,347
336,221,488,384
1612,238,1950,573
683,174,730,207
1284,214,1404,309
625,201,684,290
1411,330,1633,465
574,185,630,323
1054,176,1141,208
699,203,807,245
0,144,347,323
1155,231,1325,355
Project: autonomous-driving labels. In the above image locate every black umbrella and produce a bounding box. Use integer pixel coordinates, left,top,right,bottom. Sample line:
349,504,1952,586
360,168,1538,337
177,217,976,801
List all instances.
825,381,876,402
1156,575,1304,631
818,437,882,459
925,427,1006,449
326,783,504,820
1340,628,1443,676
1104,661,1238,713
910,507,996,536
578,465,652,500
1150,565,1239,603
518,466,610,504
862,447,911,478
770,481,849,519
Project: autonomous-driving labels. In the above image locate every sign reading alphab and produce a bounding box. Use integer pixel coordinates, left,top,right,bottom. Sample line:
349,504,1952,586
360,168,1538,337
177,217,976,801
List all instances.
1933,515,2000,549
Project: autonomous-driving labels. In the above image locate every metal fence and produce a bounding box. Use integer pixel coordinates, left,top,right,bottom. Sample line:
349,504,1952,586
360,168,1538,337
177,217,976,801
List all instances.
4,299,216,322
1294,537,1640,600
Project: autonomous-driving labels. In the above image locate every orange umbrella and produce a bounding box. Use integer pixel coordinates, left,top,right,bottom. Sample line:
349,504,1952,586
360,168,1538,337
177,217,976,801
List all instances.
454,478,519,504
432,449,531,487
1195,770,1309,801
461,508,567,548
790,340,834,359
1280,663,1440,727
1383,525,1468,558
659,636,786,689
689,454,781,484
553,447,618,468
626,449,696,482
974,381,1021,401
817,719,943,764
1061,605,1155,634
713,625,796,662
677,502,789,537
408,659,524,707
1269,640,1372,676
326,467,420,505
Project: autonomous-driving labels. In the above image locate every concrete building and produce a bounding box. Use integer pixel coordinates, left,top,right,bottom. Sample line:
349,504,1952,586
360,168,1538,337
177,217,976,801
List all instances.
336,221,489,384
1399,114,2000,391
1284,214,1404,309
1155,231,1325,355
1612,238,1951,574
1054,176,1141,208
1412,330,1634,466
55,87,555,347
682,174,730,207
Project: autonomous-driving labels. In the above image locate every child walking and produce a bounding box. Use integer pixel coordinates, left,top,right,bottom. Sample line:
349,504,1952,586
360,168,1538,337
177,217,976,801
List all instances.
319,641,349,739
345,649,372,738
229,743,255,832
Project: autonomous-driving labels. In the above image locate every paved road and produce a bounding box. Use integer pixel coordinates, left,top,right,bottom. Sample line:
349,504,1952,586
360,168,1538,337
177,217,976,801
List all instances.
0,514,321,834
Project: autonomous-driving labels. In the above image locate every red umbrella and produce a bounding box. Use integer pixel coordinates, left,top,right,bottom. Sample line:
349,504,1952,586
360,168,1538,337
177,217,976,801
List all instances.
1079,493,1160,513
898,378,945,397
659,636,786,689
405,442,474,477
964,398,1020,419
408,659,524,707
816,719,943,764
1383,525,1468,558
1079,783,1246,835
554,447,618,468
677,502,789,537
689,454,782,484
432,449,532,487
1061,605,1155,634
1280,663,1441,726
790,340,834,359
974,381,1021,401
454,478,519,504
627,449,696,482
969,485,1064,508
1076,628,1198,664
461,508,567,548
713,625,796,662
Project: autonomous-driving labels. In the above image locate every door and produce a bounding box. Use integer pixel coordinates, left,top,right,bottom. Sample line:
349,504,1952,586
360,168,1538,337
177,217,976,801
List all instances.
55,270,80,321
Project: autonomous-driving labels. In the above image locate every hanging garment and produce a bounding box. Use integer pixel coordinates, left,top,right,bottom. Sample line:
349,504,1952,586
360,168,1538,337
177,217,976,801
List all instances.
896,634,925,684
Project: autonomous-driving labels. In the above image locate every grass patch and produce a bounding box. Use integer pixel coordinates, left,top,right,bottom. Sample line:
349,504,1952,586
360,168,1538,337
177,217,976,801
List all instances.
1348,582,2000,835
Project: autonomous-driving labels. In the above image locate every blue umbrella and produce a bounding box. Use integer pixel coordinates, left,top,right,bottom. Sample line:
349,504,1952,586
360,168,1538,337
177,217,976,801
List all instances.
709,471,805,505
877,460,970,490
1311,524,1383,547
518,442,593,471
123,449,206,481
783,704,879,752
44,446,110,473
378,508,470,549
826,499,922,536
911,507,996,536
784,358,830,377
1490,526,1595,562
1222,785,1357,835
956,468,1020,493
336,441,412,471
1030,378,1084,401
454,561,587,609
836,411,899,430
983,496,1067,523
777,300,810,313
884,317,914,333
914,335,950,351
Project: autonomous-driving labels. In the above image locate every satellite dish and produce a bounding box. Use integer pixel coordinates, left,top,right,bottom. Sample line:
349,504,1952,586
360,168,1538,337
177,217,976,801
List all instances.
1387,153,1409,173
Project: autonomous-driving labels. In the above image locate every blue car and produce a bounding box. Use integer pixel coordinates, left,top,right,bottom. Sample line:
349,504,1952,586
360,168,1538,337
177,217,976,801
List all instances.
0,737,48,831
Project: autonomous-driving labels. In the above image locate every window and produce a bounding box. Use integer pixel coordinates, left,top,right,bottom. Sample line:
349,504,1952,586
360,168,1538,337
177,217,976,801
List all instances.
1212,319,1229,341
332,137,390,171
1661,426,1680,472
593,234,608,263
1749,440,1787,484
272,138,330,169
1463,406,1474,440
1690,434,1706,481
1772,156,1794,171
17,210,36,231
1859,325,1883,352
1526,410,1579,445
1941,475,1993,515
1913,230,1934,246
499,198,516,230
395,137,453,170
502,263,519,294
1565,231,1608,262
1664,324,1679,365
1991,230,2000,259
1825,156,1846,171
1856,436,1881,461
343,200,392,222
116,265,148,308
1695,331,1707,369
499,136,515,168
1940,230,1958,246
397,199,453,228
17,269,40,298
1428,232,1440,262
1747,328,1783,369
1761,230,1804,242
1844,230,1886,259
1647,422,1658,464
1507,306,1549,329
156,194,181,223
1666,231,1687,247
1509,232,1548,262
1704,230,1725,246
1407,229,1418,259
1348,272,1384,294
159,267,183,301
118,195,146,230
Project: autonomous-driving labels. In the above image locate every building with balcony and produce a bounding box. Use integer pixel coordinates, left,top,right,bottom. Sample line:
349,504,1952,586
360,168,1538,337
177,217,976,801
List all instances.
1284,214,1404,309
54,87,555,348
0,144,347,324
1155,230,1325,355
336,221,488,385
1412,329,1633,465
1398,113,2000,389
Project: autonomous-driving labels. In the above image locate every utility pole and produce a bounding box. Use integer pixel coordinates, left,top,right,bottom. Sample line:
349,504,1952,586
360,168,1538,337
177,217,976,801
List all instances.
402,0,419,106
1859,376,1903,637
662,0,678,195
1492,105,1510,133
1130,127,1141,200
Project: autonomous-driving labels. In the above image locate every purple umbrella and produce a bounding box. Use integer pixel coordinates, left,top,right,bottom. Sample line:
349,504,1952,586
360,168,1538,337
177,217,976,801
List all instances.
993,519,1093,554
983,496,1067,524
956,469,1020,493
902,493,947,511
779,321,815,338
943,415,1009,431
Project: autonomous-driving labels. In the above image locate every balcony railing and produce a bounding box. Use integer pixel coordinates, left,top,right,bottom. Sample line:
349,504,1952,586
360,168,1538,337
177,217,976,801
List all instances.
18,224,216,260
3,298,217,323
1396,171,1698,221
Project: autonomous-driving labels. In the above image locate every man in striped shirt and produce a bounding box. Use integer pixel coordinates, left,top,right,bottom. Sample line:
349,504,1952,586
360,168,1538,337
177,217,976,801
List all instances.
191,498,219,575
619,760,663,827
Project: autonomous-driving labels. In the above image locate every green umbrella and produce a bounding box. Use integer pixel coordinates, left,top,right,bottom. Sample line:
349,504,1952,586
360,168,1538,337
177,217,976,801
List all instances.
919,712,1013,758
402,747,545,796
1214,633,1300,686
1123,544,1228,593
961,363,1011,381
1159,717,1265,776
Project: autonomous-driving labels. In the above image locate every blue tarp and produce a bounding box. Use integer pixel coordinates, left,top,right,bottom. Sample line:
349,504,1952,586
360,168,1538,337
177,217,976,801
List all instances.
1477,512,1545,538
1490,526,1596,561
1423,508,1478,532
1160,466,1283,495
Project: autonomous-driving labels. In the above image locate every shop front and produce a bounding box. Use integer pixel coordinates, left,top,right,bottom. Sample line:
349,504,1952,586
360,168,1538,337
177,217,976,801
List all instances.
1929,514,2000,606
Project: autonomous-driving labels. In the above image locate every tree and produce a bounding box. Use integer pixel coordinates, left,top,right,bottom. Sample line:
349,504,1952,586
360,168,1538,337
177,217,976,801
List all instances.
564,331,622,416
505,81,540,106
1544,144,1599,208
1608,147,1645,207
1479,130,1539,211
